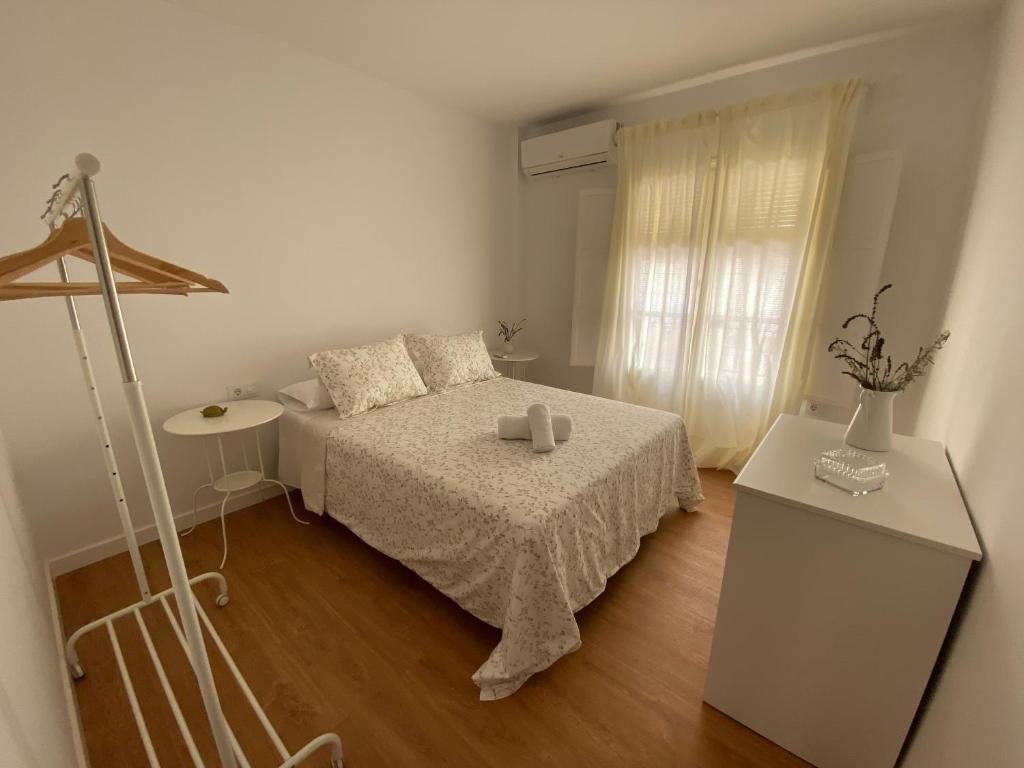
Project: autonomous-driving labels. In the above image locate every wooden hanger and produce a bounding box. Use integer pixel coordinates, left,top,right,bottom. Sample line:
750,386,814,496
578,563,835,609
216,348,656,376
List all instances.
0,217,228,301
0,218,93,287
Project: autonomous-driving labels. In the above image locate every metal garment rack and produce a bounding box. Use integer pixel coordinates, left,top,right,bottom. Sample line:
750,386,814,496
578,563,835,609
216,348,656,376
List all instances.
34,155,344,767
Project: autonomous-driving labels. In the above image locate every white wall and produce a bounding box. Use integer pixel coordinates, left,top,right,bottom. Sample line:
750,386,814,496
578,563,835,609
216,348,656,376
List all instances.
906,2,1024,765
0,0,518,563
0,426,82,767
517,16,992,435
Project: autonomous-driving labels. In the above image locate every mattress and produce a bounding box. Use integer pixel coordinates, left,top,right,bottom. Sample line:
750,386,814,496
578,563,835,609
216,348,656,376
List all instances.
277,407,338,513
280,377,703,699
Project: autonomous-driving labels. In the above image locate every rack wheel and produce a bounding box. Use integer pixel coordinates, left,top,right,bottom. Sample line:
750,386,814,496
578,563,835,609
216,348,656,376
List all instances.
70,663,85,681
215,593,230,608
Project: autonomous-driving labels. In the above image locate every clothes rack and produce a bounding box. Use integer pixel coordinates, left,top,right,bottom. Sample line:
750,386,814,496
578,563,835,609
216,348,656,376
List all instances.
1,154,344,767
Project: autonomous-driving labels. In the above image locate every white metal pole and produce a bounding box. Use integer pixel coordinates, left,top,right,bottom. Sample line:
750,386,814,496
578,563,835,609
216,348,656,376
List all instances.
58,257,152,601
79,169,238,768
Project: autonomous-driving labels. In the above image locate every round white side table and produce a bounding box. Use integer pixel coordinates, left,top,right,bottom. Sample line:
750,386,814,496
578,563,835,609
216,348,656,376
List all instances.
163,399,307,569
490,350,538,381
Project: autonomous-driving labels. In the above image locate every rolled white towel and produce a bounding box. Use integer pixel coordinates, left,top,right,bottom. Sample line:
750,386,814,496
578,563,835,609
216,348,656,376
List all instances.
527,403,555,453
496,414,573,441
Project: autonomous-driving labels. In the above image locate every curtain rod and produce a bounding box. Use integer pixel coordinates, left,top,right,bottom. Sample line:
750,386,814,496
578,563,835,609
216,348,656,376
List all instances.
611,79,870,141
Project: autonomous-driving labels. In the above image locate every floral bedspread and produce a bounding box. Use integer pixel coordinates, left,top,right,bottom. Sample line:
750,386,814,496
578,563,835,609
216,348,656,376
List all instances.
321,377,703,699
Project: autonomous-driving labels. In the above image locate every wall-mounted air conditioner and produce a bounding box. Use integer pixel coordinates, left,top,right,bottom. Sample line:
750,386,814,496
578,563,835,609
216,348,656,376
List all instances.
521,120,618,178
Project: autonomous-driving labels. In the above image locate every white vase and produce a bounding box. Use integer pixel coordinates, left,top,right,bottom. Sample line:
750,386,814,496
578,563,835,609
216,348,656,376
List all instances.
502,340,516,354
845,387,898,452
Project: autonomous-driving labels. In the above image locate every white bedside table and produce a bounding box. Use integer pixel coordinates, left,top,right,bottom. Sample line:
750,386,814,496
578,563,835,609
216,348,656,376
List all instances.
704,414,981,768
163,399,307,568
490,350,538,381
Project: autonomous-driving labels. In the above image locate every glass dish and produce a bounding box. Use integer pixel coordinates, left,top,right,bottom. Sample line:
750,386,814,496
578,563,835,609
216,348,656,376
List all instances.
813,447,888,496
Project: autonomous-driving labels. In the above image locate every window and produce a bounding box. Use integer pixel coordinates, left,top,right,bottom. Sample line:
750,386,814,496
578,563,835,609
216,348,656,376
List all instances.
629,153,815,394
594,82,863,470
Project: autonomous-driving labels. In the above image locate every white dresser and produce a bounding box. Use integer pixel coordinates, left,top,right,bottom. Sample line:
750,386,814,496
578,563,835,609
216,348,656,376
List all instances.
704,415,981,768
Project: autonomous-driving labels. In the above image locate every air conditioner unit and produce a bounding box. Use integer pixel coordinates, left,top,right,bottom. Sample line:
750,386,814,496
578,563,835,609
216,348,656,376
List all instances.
521,120,618,177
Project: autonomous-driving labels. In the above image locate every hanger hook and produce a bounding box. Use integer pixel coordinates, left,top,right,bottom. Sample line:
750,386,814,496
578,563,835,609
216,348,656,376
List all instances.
40,189,64,221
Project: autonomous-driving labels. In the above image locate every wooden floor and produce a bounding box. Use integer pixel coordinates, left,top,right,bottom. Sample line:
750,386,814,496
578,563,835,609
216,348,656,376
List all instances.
56,469,808,767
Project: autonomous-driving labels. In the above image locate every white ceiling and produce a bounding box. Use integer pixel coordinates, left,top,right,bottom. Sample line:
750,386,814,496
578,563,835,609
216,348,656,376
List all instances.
171,0,995,125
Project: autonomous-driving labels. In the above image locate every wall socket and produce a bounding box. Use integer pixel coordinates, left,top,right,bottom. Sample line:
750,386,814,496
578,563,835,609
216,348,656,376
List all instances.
226,382,259,401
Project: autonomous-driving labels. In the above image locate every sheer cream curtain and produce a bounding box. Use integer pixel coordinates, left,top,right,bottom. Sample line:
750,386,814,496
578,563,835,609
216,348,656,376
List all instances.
593,112,719,408
594,81,864,471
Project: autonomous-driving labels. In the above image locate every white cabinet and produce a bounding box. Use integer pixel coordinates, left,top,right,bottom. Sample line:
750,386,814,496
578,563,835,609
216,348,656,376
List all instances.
704,415,981,768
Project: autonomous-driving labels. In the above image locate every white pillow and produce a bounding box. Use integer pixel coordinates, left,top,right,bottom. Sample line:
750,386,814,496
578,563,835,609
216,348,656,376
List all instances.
309,335,428,418
403,331,499,393
277,378,334,412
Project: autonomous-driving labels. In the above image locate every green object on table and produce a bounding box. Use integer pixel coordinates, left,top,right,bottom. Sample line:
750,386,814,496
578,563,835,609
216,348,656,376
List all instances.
201,405,228,418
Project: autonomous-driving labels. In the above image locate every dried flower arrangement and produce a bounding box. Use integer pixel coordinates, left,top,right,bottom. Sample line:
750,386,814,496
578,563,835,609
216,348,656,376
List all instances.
498,318,526,344
828,284,950,392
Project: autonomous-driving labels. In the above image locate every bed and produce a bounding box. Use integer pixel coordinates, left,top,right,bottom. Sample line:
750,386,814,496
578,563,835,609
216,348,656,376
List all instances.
278,376,703,699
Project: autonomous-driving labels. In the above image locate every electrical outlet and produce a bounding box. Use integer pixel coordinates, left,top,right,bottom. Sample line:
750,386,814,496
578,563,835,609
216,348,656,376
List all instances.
226,382,260,401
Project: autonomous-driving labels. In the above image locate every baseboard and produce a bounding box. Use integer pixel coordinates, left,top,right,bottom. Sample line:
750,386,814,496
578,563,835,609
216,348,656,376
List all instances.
44,559,91,767
47,484,281,577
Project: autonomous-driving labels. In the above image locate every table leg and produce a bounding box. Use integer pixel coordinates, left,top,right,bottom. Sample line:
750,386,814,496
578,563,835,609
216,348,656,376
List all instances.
204,441,215,484
180,482,214,537
216,434,227,477
256,431,266,476
217,490,232,570
183,430,308,571
263,478,310,525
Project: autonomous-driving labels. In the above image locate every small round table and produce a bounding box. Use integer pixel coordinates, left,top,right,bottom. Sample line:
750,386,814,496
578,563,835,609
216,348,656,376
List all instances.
490,350,538,381
163,399,307,569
